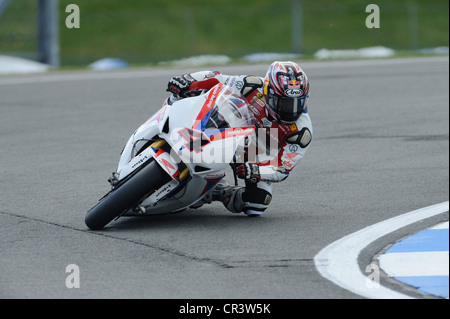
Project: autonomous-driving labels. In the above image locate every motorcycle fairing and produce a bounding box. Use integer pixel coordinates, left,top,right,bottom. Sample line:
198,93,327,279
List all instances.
116,84,258,214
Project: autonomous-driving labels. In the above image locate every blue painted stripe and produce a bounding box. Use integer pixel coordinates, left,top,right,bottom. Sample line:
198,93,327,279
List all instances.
395,276,449,298
386,229,449,253
200,110,211,131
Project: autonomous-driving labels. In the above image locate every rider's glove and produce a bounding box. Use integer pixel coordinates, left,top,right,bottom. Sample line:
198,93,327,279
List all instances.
235,162,261,184
166,74,197,98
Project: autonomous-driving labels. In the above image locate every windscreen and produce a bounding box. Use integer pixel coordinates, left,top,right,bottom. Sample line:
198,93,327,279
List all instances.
204,86,250,130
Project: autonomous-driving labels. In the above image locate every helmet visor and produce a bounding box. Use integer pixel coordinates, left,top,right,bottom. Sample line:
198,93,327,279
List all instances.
267,93,305,123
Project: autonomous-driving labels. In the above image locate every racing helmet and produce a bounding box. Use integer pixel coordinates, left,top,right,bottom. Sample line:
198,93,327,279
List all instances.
263,61,309,124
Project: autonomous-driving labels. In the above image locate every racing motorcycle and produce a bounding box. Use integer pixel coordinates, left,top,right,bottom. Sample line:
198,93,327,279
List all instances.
85,83,258,230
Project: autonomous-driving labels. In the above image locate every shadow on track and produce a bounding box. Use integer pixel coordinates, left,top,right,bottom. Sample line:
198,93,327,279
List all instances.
84,205,273,232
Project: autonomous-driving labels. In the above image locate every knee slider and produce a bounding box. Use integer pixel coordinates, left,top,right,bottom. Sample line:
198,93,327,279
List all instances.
242,186,272,206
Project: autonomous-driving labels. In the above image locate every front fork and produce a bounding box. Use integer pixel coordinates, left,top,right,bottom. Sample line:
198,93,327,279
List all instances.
109,138,190,214
135,139,190,213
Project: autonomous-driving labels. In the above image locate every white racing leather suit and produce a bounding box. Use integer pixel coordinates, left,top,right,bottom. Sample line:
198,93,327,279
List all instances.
165,70,313,216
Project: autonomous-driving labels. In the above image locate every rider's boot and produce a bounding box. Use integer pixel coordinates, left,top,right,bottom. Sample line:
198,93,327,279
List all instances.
189,189,214,209
191,180,266,217
189,180,241,213
211,181,244,214
212,181,265,217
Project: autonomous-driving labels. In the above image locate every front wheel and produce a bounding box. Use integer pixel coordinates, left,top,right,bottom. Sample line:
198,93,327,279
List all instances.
85,160,171,230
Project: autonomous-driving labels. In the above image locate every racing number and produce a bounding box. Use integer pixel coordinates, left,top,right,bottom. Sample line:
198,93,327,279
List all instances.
179,128,210,153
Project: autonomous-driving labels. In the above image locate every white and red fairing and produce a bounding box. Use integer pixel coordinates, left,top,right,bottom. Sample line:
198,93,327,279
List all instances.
115,84,255,213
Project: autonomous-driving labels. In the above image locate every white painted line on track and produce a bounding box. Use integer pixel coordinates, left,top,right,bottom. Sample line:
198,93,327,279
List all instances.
314,201,449,299
378,221,449,298
379,251,449,277
431,221,449,229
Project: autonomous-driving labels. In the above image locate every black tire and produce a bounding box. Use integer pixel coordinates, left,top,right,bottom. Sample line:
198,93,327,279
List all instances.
85,160,171,230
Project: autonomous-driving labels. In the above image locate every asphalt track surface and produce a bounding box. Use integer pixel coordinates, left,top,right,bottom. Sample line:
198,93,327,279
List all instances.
0,57,448,299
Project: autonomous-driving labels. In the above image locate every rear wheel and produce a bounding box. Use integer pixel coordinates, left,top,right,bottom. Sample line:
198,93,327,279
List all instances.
85,160,171,230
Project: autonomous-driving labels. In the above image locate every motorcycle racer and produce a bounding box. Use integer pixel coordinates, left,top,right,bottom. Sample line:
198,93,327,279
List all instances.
165,61,313,216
